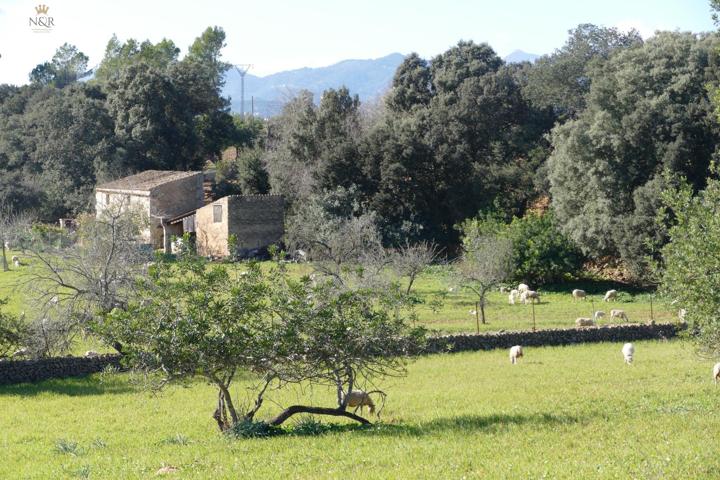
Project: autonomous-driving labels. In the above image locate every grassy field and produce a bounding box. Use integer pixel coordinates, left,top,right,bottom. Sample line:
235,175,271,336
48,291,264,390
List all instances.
1,339,717,479
0,257,675,337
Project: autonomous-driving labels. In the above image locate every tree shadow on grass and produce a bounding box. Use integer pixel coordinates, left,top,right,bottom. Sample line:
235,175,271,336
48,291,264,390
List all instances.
282,412,581,438
0,376,134,397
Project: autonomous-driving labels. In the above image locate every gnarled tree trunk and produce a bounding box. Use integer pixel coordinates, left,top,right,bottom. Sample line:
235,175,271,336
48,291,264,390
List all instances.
268,405,371,426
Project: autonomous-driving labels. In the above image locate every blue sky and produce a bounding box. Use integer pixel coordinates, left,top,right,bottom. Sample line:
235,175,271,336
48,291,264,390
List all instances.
0,0,715,85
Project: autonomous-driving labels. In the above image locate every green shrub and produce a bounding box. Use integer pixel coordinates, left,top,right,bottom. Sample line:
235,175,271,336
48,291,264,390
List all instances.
460,210,584,285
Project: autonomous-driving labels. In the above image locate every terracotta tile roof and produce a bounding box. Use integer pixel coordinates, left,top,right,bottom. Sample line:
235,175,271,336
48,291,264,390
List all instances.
96,170,201,192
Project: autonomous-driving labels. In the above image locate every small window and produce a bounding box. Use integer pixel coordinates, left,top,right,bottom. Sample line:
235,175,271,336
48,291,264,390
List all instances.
213,204,223,223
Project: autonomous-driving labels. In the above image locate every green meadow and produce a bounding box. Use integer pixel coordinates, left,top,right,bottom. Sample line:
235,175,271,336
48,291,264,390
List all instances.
1,340,717,479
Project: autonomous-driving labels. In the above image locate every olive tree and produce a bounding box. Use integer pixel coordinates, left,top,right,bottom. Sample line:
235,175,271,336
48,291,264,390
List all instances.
0,299,27,358
104,253,424,431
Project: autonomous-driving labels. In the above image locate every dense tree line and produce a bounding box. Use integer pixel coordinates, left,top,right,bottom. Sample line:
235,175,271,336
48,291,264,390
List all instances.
1,22,719,278
0,27,241,220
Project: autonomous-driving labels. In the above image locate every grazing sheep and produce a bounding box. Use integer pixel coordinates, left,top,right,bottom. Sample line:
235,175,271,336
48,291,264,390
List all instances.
610,309,628,322
508,289,519,305
678,308,687,322
509,345,523,364
713,363,720,385
572,289,586,301
603,289,618,302
594,311,605,322
13,259,19,268
521,290,540,304
469,310,477,316
84,350,100,358
49,295,59,305
11,255,18,263
575,317,595,327
517,283,529,294
622,343,634,364
343,390,376,415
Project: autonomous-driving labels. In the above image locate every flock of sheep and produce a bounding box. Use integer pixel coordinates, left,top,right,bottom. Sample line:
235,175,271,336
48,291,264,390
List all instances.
511,342,720,384
506,283,628,327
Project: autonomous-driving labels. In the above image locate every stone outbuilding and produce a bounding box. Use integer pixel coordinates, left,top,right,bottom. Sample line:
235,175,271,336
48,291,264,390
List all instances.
95,170,205,250
195,195,285,258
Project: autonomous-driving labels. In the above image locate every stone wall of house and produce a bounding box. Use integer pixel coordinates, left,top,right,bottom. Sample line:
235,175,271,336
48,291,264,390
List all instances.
0,355,122,386
150,173,205,219
423,323,682,354
227,195,285,252
94,191,153,244
195,196,229,257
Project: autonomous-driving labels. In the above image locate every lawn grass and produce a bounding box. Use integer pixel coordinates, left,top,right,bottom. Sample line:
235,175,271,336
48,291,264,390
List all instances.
0,339,717,479
0,259,676,337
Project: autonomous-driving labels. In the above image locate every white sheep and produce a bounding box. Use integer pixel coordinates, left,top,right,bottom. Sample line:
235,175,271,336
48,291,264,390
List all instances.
13,259,19,268
521,290,540,304
49,295,59,305
343,390,376,415
84,350,100,358
509,345,523,364
622,343,634,364
610,309,628,322
575,317,594,327
508,289,519,305
469,310,477,316
603,289,618,302
517,283,529,294
713,363,720,385
594,311,605,322
572,289,586,301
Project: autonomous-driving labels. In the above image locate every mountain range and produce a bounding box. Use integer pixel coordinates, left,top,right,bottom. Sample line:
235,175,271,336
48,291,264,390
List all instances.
222,50,540,117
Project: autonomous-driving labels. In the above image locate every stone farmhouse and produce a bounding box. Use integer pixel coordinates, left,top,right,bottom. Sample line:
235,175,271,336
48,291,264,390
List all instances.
95,170,284,256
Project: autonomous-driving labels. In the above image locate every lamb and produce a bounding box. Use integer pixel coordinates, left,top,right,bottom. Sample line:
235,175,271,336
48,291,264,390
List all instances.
343,390,376,415
517,283,529,294
594,311,605,322
84,351,100,358
571,289,586,301
509,345,523,364
610,309,628,322
508,289,519,305
603,289,618,302
521,290,540,304
622,343,634,364
713,363,720,385
575,317,594,327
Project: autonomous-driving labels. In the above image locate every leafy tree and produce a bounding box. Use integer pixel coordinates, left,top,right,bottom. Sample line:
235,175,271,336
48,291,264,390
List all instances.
0,198,32,271
461,211,583,285
29,43,89,88
659,171,720,356
523,24,642,118
386,53,432,112
94,35,180,83
547,32,720,275
430,40,503,95
107,63,200,171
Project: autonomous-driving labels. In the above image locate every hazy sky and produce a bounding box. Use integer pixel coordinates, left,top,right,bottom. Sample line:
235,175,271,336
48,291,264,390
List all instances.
0,0,715,85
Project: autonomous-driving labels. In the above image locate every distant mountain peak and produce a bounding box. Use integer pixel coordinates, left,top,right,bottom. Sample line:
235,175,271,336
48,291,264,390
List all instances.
504,50,541,64
223,53,406,117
